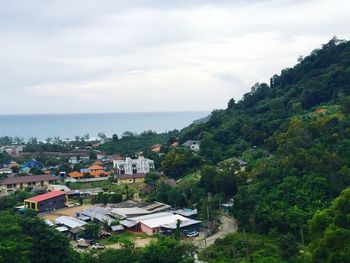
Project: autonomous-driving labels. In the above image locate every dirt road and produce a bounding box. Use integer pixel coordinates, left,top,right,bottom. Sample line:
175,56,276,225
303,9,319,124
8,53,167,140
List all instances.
193,215,237,249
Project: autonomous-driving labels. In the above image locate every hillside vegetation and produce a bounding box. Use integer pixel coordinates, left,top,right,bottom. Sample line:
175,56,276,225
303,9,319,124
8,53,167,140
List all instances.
177,37,350,262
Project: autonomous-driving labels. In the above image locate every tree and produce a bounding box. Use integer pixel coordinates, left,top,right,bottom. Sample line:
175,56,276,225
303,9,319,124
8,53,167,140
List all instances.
144,172,161,193
308,188,350,262
161,149,201,179
199,165,216,193
97,132,107,140
98,248,139,263
84,220,101,239
18,210,78,263
140,237,195,263
0,212,31,263
340,96,350,114
112,134,119,141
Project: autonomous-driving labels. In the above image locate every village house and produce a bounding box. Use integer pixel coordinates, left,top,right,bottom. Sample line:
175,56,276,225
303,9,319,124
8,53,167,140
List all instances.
0,167,13,175
54,216,87,239
113,156,154,175
151,144,161,153
24,190,67,212
0,174,60,196
181,140,200,152
116,173,146,184
47,184,71,193
128,212,201,235
87,164,110,177
75,200,199,236
68,171,84,179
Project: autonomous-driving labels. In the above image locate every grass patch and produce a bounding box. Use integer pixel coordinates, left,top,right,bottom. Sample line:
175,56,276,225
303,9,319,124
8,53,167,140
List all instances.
67,180,113,190
99,232,134,245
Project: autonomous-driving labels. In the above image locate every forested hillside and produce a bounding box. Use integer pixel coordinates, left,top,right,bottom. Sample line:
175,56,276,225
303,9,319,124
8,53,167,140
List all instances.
180,37,350,163
178,37,350,262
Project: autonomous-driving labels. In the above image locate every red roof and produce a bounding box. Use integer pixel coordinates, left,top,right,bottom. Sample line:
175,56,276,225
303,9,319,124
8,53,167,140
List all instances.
25,191,66,203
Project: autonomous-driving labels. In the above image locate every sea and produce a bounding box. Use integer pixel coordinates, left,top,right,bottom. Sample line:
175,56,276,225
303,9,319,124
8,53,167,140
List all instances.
0,112,210,140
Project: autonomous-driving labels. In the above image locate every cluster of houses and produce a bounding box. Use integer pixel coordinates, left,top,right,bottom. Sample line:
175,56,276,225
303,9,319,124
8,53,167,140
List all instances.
45,199,201,239
13,181,201,240
0,155,157,196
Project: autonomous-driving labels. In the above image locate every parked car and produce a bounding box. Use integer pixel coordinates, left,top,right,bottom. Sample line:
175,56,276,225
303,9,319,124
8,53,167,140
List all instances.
186,231,199,238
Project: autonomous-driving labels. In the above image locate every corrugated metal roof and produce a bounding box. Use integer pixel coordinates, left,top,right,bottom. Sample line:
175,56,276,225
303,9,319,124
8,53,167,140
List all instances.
111,225,124,231
120,219,138,228
132,212,191,229
55,216,87,229
161,218,202,230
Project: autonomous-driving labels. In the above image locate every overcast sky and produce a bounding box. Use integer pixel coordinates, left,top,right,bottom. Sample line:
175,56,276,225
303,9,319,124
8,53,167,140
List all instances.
0,0,349,114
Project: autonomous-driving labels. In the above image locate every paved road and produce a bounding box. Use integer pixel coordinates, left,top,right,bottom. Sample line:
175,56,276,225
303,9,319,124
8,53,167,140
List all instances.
193,215,237,249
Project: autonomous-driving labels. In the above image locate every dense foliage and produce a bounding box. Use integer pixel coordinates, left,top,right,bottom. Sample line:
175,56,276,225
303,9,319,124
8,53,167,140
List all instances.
177,37,350,261
0,210,78,263
308,188,350,262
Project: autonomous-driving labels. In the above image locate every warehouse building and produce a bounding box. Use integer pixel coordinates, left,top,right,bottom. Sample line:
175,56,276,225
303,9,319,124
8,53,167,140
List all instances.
24,191,67,212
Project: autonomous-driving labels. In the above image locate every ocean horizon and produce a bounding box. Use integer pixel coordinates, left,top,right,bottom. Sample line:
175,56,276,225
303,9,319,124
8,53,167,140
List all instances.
0,111,210,140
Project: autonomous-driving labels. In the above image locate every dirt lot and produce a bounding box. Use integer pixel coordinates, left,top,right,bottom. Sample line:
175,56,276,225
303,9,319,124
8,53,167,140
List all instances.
40,204,94,221
106,237,152,249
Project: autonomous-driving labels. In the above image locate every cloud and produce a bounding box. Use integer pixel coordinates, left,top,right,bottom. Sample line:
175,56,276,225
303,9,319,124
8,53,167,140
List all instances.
0,0,349,114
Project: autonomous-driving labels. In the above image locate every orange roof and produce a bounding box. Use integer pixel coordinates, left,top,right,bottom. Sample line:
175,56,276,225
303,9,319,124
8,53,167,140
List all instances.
69,171,83,178
89,170,110,177
88,165,104,171
151,145,161,153
93,161,102,166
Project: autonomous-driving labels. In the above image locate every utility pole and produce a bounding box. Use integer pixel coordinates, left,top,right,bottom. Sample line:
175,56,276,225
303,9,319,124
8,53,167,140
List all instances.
207,192,211,235
204,233,208,260
243,227,249,261
300,223,305,246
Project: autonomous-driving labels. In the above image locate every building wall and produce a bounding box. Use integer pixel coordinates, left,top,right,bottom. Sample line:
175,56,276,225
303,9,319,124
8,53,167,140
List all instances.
113,157,154,175
140,223,158,235
134,178,145,183
37,195,66,212
0,180,57,196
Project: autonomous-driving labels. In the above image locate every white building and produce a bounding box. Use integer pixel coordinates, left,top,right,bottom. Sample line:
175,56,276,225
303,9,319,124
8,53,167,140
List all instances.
113,156,155,175
181,140,200,152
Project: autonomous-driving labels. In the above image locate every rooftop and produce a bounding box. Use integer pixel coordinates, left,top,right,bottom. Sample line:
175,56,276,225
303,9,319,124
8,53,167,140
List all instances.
25,191,66,203
55,216,87,229
88,165,104,170
48,184,71,193
69,171,83,178
0,174,60,185
131,212,191,229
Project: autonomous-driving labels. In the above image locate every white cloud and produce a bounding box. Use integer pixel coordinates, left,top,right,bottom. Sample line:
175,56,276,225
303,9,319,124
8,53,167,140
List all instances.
0,0,349,114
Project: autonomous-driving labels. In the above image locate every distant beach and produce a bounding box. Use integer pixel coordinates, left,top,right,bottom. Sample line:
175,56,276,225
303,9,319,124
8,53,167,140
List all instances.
0,112,210,140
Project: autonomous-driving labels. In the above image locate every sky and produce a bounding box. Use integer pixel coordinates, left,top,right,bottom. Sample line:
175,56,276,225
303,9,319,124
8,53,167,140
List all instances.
0,0,349,114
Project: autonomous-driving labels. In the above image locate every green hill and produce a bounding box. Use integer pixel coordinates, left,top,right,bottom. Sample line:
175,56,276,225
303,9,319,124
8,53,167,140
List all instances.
180,37,350,163
178,37,350,262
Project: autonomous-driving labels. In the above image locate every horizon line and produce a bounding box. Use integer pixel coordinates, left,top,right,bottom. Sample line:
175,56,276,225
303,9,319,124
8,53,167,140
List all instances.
0,110,212,117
